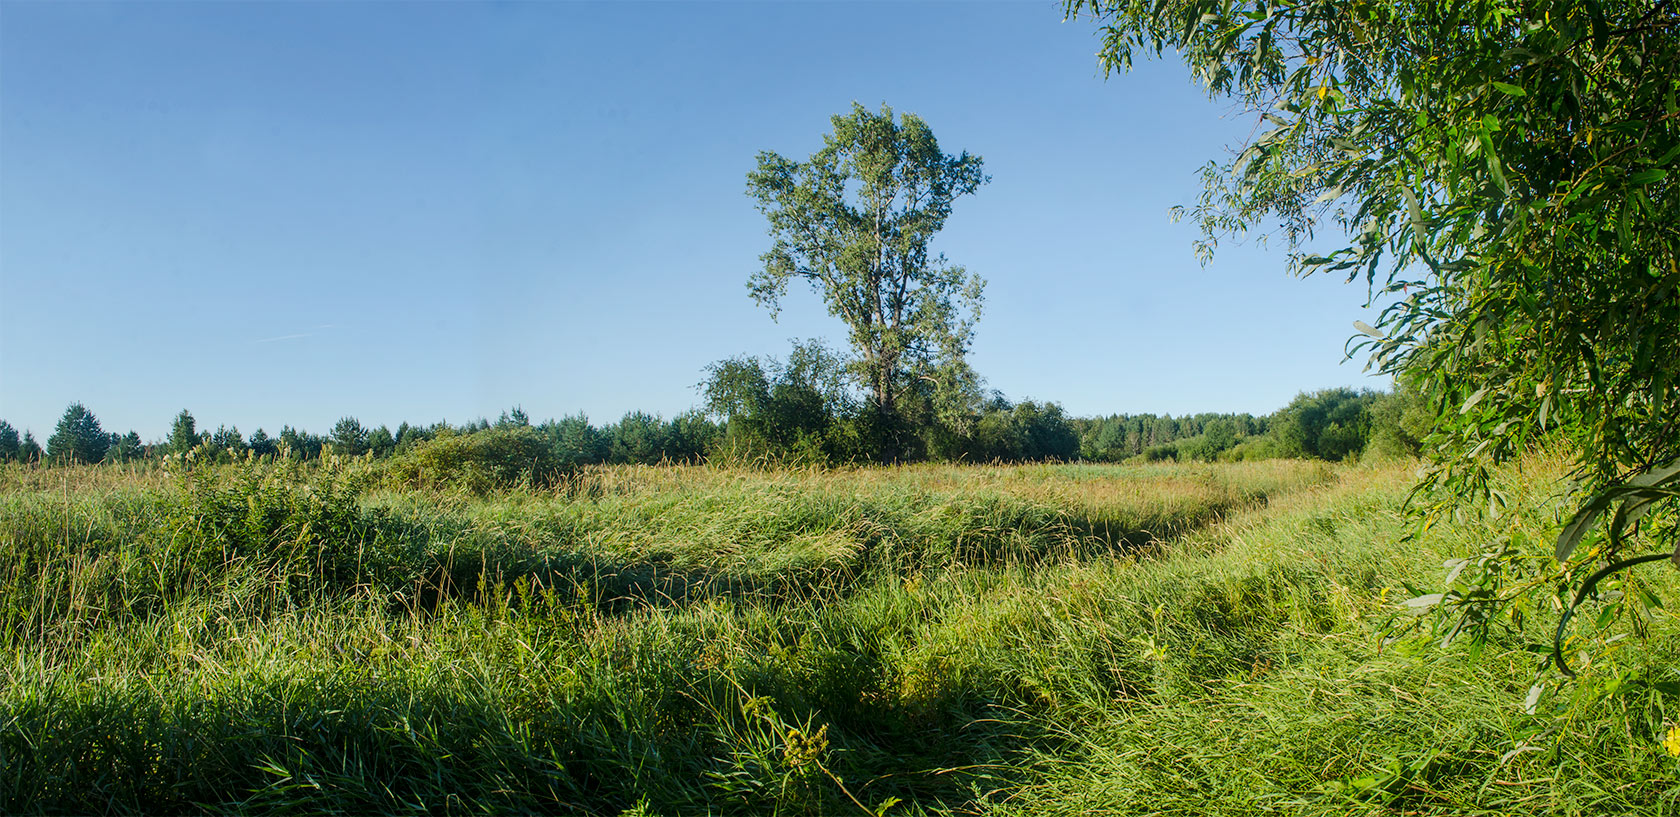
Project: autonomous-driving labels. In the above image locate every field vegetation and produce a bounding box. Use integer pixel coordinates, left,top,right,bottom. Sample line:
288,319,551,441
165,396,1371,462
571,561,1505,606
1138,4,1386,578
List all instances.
3,1,1675,812
4,451,1675,814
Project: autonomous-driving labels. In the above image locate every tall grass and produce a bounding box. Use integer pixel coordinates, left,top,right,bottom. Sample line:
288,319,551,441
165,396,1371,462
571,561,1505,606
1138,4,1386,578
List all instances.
2,455,1674,814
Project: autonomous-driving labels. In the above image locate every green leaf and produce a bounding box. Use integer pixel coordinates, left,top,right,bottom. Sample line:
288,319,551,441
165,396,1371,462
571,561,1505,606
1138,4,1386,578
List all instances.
1553,553,1672,676
1558,463,1680,563
1630,169,1668,185
1491,81,1526,97
1401,185,1425,233
1556,491,1616,563
1594,605,1620,631
1353,320,1386,339
1627,459,1680,488
1442,558,1470,586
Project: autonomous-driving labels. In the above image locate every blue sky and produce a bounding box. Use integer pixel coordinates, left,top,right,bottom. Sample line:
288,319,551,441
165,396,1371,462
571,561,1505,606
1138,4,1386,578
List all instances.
0,1,1384,441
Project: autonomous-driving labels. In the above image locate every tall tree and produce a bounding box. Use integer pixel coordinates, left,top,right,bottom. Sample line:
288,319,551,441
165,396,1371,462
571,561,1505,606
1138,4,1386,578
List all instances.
278,426,319,460
0,420,19,462
107,431,144,463
20,432,41,463
210,425,246,455
746,103,988,457
368,425,396,458
1066,0,1679,669
167,410,200,456
248,428,278,458
330,417,370,457
46,403,110,464
539,414,604,467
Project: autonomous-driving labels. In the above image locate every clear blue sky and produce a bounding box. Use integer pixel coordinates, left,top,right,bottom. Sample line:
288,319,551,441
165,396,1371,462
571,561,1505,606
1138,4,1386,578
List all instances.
0,0,1384,442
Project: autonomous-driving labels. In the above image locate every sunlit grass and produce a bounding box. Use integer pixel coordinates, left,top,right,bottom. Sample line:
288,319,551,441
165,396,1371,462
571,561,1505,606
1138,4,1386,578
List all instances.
2,456,1674,814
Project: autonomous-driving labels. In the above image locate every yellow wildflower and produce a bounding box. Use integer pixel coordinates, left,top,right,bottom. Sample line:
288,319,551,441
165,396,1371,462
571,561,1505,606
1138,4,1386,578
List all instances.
1664,726,1680,757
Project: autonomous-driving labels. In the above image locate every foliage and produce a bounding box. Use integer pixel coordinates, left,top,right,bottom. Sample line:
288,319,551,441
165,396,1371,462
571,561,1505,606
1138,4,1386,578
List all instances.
106,431,145,464
7,457,1673,814
331,417,371,457
1066,0,1680,686
394,422,433,452
386,425,570,493
1365,379,1432,460
278,425,324,461
1074,411,1264,462
1269,388,1379,462
247,428,278,458
930,398,1081,463
703,340,859,464
167,409,200,457
538,413,606,466
605,411,673,465
368,425,396,458
162,455,404,597
18,432,40,463
46,402,110,465
209,424,246,457
0,421,19,462
702,342,1086,466
746,103,988,457
663,410,723,463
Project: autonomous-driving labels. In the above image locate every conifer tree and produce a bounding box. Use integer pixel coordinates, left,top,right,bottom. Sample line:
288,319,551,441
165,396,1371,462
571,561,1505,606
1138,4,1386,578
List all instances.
167,410,200,456
46,403,110,464
0,420,19,461
20,432,41,463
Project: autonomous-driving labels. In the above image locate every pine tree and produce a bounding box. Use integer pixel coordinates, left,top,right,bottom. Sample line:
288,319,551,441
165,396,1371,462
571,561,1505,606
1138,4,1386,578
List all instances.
368,426,396,458
46,403,110,464
248,428,277,458
167,410,201,456
107,431,144,463
0,420,19,461
210,425,246,454
330,417,370,457
20,432,42,463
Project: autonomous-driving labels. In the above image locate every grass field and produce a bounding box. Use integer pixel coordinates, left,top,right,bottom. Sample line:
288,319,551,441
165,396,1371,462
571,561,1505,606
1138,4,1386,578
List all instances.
3,456,1677,814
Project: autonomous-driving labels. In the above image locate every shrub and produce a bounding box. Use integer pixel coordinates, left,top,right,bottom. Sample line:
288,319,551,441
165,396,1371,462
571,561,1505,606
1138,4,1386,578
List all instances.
386,426,569,493
165,457,398,595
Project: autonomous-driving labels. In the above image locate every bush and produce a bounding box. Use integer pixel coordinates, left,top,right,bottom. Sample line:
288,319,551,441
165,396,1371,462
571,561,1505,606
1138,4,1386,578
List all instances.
386,426,569,493
166,457,401,595
1364,382,1431,460
1221,436,1281,462
1268,389,1377,462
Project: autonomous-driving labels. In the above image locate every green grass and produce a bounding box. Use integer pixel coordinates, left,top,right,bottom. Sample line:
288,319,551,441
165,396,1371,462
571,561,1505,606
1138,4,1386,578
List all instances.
2,456,1676,814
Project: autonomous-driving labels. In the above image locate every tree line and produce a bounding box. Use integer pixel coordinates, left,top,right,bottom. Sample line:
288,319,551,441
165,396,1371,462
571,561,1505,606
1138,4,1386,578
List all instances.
2,382,1426,471
1074,385,1429,464
0,405,715,468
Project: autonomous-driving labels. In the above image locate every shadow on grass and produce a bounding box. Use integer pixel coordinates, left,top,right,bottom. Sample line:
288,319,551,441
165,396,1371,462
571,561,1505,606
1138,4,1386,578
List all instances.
3,643,1041,815
408,489,1275,619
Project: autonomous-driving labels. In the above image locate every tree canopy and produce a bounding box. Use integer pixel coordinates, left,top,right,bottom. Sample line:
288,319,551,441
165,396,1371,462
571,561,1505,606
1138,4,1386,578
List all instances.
46,403,110,464
167,410,200,457
0,421,19,462
1066,0,1679,672
1067,0,1678,488
746,103,989,458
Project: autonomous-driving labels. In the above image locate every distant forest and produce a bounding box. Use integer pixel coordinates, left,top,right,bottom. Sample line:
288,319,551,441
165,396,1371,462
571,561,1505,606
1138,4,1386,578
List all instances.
1,383,1429,475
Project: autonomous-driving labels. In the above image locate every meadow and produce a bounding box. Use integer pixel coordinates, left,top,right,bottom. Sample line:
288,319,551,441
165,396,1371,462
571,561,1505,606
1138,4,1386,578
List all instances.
2,455,1676,815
